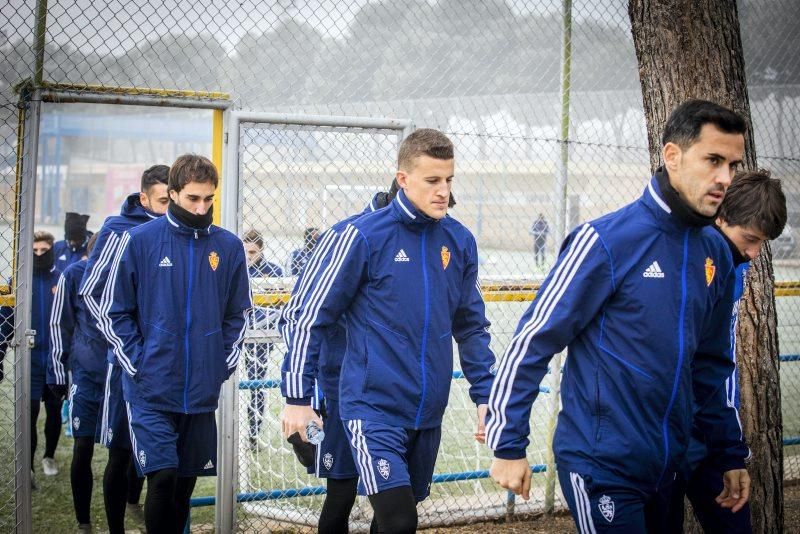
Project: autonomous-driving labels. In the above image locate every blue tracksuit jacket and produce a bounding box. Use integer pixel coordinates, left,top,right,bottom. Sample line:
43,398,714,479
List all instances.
47,260,107,386
283,193,384,404
102,208,252,413
79,193,160,363
486,177,748,490
280,189,495,429
0,267,62,399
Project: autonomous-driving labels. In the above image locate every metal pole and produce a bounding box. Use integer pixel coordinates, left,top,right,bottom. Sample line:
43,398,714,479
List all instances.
215,110,240,534
14,90,42,534
545,0,572,515
33,0,48,87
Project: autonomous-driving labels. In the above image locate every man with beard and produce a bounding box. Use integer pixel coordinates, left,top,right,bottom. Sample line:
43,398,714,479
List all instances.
79,164,169,533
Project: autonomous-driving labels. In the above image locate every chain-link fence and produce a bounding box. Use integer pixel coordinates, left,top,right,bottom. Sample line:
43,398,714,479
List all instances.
1,0,799,531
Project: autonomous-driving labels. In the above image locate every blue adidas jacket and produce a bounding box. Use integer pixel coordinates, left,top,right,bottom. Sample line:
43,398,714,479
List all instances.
0,267,62,396
486,177,748,490
79,193,160,363
102,208,252,413
281,189,495,429
284,193,385,403
47,260,107,386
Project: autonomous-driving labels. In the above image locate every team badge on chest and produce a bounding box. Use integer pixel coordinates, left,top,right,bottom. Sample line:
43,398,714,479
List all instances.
441,246,450,270
209,251,220,271
705,257,715,286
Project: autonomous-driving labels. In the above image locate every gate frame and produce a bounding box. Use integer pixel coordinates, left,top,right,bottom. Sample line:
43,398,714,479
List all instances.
218,112,413,532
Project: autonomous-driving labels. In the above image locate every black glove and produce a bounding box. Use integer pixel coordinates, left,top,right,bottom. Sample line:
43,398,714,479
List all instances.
49,383,68,400
287,432,315,468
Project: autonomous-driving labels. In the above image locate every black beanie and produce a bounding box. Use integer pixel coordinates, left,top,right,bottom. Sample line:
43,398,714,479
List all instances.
65,212,90,243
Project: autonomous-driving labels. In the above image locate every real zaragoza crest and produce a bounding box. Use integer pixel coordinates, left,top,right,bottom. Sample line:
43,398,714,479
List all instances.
377,458,390,480
209,251,220,271
138,449,147,468
441,246,450,270
323,453,333,470
705,257,715,286
598,495,614,522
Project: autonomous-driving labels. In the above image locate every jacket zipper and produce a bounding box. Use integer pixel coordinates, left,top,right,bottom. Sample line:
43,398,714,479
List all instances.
414,226,430,429
658,229,689,486
184,235,196,413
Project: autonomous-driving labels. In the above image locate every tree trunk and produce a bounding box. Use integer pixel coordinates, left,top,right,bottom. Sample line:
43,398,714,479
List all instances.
628,2,783,533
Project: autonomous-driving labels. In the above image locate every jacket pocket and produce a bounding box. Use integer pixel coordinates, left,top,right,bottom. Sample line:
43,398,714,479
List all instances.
363,319,417,403
202,328,227,389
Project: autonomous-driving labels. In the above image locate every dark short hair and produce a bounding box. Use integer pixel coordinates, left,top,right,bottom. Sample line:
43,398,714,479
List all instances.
140,164,169,193
718,169,787,240
662,99,747,148
168,155,219,193
33,230,54,247
242,229,263,249
398,129,454,171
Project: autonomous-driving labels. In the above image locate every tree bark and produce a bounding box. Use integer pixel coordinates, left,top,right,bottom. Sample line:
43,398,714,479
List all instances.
628,1,783,533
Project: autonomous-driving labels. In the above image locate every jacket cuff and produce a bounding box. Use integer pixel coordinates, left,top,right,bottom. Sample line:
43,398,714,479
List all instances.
285,397,312,406
712,454,747,473
493,448,527,460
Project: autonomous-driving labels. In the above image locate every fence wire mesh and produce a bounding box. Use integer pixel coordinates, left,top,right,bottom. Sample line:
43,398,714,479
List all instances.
0,0,798,531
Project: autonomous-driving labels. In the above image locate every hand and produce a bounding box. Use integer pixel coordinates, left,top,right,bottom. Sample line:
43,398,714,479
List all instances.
280,403,322,441
490,458,532,500
475,403,488,444
716,468,750,513
48,383,68,401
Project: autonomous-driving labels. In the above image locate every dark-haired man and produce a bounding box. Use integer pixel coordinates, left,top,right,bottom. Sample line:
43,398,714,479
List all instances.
79,163,169,533
487,100,751,532
668,170,787,534
102,155,251,534
281,129,494,533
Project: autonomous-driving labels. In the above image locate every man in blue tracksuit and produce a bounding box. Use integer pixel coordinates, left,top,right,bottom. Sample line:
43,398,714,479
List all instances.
79,164,170,533
54,212,93,272
48,233,104,530
281,129,495,533
0,232,63,482
668,169,787,533
486,100,752,532
102,154,251,534
241,229,282,448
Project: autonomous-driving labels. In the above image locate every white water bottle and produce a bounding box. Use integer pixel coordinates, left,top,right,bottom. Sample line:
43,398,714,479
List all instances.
306,420,325,445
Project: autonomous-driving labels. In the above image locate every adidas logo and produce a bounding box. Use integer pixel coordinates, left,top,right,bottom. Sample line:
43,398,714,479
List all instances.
394,249,410,262
643,261,665,278
159,256,173,268
204,460,214,469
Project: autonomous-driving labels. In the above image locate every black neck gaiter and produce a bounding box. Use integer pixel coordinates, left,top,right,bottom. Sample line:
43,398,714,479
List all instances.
168,201,213,230
33,249,54,274
654,166,717,228
714,225,749,266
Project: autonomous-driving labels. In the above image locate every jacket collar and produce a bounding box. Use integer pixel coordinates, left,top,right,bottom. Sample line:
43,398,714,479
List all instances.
165,209,212,237
641,174,710,232
391,189,437,228
121,192,160,221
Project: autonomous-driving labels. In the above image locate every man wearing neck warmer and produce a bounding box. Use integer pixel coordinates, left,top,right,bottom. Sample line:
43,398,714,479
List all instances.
79,163,169,533
667,170,786,534
100,155,251,534
281,129,494,533
53,212,93,272
0,232,63,485
487,100,751,532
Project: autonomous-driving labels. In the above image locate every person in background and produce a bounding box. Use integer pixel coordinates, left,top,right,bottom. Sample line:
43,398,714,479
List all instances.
288,227,320,275
528,213,549,267
242,229,282,448
54,212,92,272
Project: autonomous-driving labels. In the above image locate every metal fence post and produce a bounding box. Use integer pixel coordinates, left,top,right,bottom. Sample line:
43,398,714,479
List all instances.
215,109,240,534
14,90,41,534
545,0,573,514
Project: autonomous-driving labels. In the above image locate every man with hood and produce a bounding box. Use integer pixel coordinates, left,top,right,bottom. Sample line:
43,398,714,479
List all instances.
54,212,93,272
79,164,169,533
